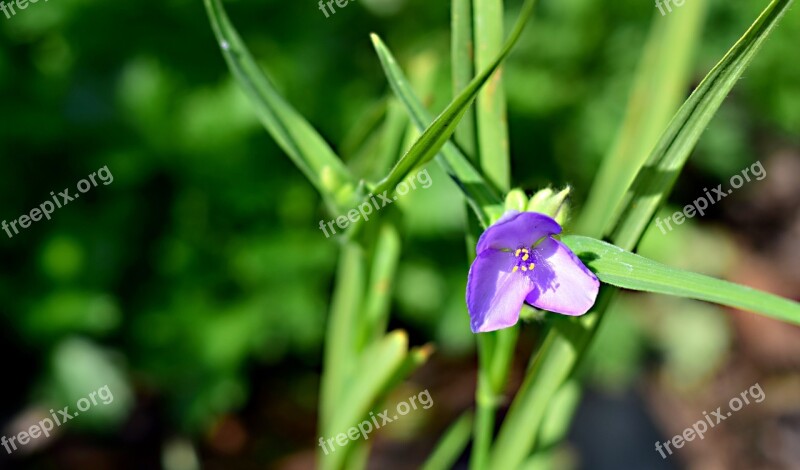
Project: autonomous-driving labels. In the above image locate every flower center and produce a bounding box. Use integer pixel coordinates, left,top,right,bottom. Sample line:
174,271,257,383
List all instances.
511,247,535,273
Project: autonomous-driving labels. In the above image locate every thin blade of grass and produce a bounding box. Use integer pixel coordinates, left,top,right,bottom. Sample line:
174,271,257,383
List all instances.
323,331,410,470
358,222,402,348
204,0,356,209
540,1,707,455
452,0,478,160
370,35,504,227
319,242,365,437
611,0,795,250
470,2,516,466
563,235,800,324
421,411,475,470
370,0,537,197
474,0,511,190
577,2,707,237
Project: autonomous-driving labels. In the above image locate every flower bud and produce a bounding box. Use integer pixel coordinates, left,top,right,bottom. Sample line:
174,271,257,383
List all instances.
504,189,528,212
526,186,571,225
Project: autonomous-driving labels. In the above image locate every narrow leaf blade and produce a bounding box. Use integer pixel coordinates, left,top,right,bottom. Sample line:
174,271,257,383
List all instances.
563,235,800,325
452,0,478,160
370,35,504,227
323,330,409,470
577,2,707,237
611,0,795,250
204,0,355,208
421,411,475,470
474,0,511,190
371,0,537,196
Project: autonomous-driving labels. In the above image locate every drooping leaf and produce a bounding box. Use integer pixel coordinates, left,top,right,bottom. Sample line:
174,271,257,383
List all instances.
204,0,356,210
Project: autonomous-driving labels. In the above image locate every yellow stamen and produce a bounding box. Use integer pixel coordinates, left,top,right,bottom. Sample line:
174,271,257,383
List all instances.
528,263,535,270
521,266,527,272
515,249,521,256
522,253,529,261
512,266,518,273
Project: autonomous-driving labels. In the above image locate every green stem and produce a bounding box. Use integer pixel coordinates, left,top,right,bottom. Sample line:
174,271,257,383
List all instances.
474,0,510,190
319,243,366,470
319,243,365,437
422,411,475,470
489,289,615,468
468,0,512,467
471,333,496,470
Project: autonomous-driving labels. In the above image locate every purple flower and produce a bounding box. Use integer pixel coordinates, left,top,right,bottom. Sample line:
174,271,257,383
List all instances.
466,211,599,333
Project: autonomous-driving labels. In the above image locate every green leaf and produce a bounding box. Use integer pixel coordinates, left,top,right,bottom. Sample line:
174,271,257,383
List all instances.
370,0,537,198
544,2,708,456
323,330,409,470
421,411,474,470
489,289,616,468
563,235,800,325
342,98,411,181
204,0,356,210
319,242,366,436
610,0,795,250
452,0,478,160
358,222,403,348
473,0,511,190
374,99,411,179
577,1,707,237
340,98,389,164
471,4,515,460
380,343,434,399
370,35,503,227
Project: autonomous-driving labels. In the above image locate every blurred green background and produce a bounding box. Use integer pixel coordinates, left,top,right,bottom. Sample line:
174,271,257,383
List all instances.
1,0,798,468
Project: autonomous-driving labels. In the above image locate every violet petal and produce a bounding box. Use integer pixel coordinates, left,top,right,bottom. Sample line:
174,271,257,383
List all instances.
466,248,535,333
525,236,599,315
476,211,562,254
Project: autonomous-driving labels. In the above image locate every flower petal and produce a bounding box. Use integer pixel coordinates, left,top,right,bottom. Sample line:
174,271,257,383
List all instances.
466,248,535,333
476,211,562,254
525,237,599,315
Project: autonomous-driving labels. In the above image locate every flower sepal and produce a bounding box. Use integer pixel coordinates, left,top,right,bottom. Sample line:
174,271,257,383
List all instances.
503,187,571,226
